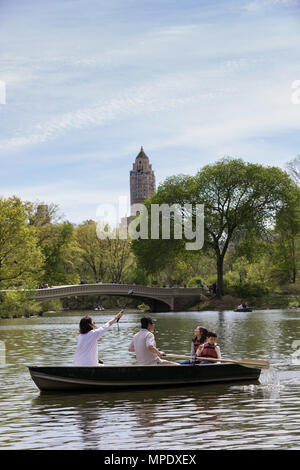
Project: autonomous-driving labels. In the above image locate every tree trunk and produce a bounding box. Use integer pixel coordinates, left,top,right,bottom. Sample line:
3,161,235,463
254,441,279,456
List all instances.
216,254,224,298
291,240,297,283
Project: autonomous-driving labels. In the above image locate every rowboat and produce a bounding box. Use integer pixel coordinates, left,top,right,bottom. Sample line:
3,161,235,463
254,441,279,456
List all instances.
27,363,261,392
234,307,253,312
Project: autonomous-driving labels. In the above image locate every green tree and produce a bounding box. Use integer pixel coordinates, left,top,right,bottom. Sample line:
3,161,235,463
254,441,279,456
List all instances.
105,233,133,283
0,196,44,288
272,188,300,283
36,220,75,285
133,158,296,298
74,221,110,283
74,221,133,283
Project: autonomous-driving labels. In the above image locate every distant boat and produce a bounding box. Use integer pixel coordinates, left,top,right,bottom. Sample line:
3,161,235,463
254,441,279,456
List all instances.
234,307,253,312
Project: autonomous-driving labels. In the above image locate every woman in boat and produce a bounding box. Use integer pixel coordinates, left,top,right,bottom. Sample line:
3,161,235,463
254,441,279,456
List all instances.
73,311,123,366
180,326,208,364
191,326,208,357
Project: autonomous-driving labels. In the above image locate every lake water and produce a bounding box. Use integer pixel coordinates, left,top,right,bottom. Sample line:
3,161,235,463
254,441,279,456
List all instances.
0,309,300,450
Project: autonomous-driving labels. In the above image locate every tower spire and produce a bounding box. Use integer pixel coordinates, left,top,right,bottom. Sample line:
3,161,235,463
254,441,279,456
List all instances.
130,147,155,213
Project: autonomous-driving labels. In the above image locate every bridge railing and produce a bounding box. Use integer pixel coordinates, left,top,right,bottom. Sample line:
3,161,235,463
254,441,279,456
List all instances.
33,283,206,298
1,283,207,299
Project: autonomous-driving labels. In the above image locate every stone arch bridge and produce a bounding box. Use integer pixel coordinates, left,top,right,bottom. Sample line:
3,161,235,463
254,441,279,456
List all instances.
29,283,205,312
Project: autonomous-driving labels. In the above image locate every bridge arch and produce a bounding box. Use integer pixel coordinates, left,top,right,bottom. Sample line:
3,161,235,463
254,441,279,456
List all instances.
34,284,174,312
2,283,204,312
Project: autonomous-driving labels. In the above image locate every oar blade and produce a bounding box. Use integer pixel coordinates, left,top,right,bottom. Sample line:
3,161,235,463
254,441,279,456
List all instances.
237,359,270,369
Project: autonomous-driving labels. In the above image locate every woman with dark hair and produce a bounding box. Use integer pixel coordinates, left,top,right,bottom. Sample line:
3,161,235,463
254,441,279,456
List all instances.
73,311,123,366
191,326,208,357
180,326,208,364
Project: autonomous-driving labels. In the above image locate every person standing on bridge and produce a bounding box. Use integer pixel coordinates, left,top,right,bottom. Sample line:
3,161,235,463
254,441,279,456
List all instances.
74,311,123,366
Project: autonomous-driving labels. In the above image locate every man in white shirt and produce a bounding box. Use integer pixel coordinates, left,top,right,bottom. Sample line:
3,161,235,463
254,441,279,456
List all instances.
74,311,123,366
128,316,177,365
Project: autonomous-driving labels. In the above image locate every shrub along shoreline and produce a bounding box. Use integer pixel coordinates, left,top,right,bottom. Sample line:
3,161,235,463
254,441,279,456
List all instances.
191,293,300,311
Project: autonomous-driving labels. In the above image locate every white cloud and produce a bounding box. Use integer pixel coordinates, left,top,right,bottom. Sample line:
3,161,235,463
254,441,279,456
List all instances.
153,24,198,36
0,74,223,152
1,0,300,224
0,181,131,224
244,0,299,12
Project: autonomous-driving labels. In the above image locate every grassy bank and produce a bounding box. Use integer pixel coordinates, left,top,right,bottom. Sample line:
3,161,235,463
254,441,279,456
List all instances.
191,292,300,311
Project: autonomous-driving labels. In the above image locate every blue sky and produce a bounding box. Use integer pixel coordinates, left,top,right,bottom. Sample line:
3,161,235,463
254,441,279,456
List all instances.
1,0,300,224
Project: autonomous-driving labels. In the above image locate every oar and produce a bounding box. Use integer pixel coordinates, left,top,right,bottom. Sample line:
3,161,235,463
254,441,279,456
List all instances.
165,354,269,369
116,289,134,327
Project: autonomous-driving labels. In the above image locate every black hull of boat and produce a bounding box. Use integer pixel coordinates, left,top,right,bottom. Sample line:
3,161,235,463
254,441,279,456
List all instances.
234,308,253,312
27,363,261,392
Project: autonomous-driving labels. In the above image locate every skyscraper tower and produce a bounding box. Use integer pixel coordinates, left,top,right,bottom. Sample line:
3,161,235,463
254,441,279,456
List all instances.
130,147,155,213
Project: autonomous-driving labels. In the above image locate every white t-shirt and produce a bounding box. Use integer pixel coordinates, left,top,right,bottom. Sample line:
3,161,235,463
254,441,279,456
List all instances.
73,322,110,366
129,329,162,365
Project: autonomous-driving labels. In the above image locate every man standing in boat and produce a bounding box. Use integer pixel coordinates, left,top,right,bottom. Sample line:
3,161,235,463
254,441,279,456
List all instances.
128,316,177,365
